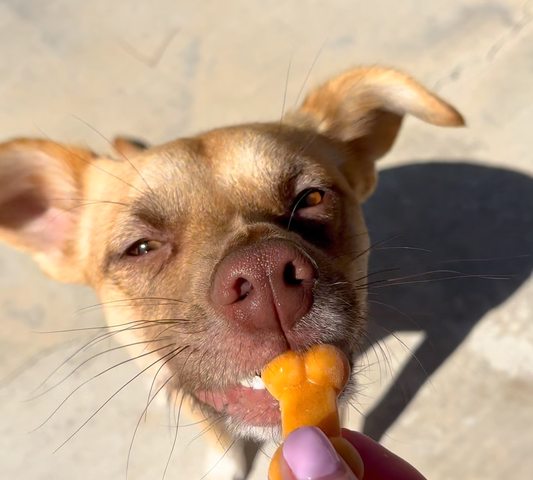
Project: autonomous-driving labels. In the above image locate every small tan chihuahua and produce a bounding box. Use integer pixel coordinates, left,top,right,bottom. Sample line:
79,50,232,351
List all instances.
0,66,463,479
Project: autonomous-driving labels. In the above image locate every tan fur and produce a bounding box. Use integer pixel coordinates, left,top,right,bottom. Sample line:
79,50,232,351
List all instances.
0,66,463,479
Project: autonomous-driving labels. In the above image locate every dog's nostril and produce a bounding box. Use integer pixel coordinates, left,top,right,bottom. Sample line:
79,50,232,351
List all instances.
235,278,253,300
283,262,302,286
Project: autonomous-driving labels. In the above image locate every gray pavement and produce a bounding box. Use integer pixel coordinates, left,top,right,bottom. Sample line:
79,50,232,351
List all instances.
1,1,532,479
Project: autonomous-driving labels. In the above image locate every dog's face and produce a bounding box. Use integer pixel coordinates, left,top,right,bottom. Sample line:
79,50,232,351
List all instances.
0,67,463,441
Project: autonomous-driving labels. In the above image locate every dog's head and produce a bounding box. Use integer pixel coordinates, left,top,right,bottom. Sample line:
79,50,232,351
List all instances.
0,67,463,440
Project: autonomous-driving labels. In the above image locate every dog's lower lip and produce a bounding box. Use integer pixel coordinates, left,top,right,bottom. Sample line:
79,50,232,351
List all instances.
195,385,280,426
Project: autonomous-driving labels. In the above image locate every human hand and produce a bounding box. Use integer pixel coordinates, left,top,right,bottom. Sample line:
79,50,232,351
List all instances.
274,426,427,480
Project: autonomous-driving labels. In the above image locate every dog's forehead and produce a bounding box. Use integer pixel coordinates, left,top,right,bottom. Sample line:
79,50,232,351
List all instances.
204,126,299,185
136,125,332,210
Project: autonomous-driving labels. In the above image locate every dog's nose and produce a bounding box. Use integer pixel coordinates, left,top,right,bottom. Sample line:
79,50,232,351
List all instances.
211,241,316,333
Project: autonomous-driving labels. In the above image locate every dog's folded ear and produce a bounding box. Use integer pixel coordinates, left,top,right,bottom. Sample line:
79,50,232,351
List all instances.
285,66,465,201
112,136,149,159
0,139,92,283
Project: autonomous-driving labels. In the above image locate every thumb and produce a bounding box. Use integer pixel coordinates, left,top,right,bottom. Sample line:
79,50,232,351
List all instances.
279,427,359,480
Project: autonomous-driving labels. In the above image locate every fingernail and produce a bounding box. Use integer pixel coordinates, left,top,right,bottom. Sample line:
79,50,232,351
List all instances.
283,426,344,479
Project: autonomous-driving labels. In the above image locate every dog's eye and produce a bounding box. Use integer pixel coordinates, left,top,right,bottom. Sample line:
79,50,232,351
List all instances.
303,190,324,207
126,239,163,256
296,189,324,210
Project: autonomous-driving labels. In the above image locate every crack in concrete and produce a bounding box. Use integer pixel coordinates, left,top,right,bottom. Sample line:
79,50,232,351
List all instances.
114,27,180,68
433,0,533,93
486,0,533,61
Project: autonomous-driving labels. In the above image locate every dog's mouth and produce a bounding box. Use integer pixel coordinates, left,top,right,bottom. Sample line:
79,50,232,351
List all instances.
193,344,355,429
195,373,281,427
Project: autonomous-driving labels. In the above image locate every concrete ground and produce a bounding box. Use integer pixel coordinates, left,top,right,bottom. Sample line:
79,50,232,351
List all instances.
1,1,533,479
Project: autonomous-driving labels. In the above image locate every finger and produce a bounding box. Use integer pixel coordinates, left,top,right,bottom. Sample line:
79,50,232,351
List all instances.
279,426,359,480
341,429,428,480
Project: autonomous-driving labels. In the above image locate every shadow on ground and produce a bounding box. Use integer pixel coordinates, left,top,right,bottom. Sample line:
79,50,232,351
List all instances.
360,161,533,440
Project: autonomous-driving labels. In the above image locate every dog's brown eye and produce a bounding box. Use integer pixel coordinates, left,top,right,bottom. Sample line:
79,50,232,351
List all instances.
303,190,324,208
294,189,324,212
126,239,163,256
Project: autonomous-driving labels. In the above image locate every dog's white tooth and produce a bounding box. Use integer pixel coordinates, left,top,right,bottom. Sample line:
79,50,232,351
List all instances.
252,375,266,390
239,378,253,388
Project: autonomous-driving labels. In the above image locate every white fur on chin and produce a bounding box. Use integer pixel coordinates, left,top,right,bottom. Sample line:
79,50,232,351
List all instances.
225,417,282,444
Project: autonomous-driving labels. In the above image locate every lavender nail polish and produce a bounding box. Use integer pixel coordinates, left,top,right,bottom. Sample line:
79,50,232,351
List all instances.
283,426,344,479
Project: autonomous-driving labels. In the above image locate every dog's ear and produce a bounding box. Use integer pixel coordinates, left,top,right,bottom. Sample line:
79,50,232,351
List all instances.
285,66,465,201
0,139,93,283
112,136,149,159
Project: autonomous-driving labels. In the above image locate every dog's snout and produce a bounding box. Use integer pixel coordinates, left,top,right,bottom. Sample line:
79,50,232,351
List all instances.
211,242,316,333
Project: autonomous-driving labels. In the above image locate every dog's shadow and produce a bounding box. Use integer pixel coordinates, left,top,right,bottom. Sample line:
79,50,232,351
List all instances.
359,161,533,440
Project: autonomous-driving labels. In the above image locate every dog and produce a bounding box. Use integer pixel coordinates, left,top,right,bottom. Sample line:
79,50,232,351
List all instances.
0,66,463,479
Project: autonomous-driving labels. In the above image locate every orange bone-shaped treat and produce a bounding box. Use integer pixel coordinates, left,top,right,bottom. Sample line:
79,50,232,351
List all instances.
262,345,364,480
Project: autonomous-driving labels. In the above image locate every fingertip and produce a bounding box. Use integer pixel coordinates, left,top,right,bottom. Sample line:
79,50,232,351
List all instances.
281,427,358,480
341,429,428,480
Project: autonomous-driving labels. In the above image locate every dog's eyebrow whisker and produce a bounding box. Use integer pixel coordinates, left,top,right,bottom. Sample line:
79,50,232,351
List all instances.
296,130,320,158
35,126,143,194
69,114,155,196
29,343,175,434
279,53,293,131
293,37,329,108
26,337,174,402
51,344,183,453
